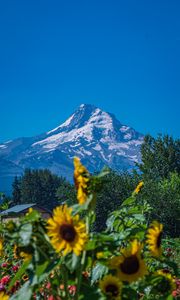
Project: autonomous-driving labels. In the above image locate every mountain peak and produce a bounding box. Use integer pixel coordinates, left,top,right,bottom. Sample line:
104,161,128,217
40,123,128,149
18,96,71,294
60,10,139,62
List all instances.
47,104,105,135
79,103,97,110
0,104,144,194
32,104,143,160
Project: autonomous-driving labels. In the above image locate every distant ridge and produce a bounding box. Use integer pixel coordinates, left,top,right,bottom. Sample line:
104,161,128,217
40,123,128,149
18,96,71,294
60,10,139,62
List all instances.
0,104,144,193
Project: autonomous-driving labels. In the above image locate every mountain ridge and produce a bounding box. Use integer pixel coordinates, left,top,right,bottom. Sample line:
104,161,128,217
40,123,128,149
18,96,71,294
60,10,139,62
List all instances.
0,104,144,194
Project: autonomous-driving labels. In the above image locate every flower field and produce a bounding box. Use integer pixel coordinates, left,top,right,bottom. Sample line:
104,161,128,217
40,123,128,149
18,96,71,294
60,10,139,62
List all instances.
0,157,179,300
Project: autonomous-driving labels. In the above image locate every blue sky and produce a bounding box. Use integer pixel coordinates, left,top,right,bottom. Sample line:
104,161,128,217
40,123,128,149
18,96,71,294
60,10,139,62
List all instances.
0,0,179,142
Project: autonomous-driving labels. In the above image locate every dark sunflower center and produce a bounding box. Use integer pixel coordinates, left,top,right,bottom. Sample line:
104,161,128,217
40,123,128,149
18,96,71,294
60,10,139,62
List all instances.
120,255,140,275
60,224,76,242
156,232,162,248
157,278,171,293
105,284,119,296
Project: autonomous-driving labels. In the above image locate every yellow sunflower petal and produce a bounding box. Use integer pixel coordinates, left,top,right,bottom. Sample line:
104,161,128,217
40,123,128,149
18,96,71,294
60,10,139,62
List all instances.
110,240,147,283
100,274,122,299
47,204,87,256
0,292,9,300
73,157,90,205
146,221,163,257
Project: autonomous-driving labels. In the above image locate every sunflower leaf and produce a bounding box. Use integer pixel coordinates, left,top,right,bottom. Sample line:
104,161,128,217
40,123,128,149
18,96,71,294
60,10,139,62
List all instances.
91,262,108,284
10,282,32,300
65,253,80,272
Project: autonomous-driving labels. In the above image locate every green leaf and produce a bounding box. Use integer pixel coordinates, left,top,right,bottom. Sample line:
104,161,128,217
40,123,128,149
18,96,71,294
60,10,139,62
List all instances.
19,223,32,246
85,240,97,250
72,194,94,214
131,214,145,222
23,209,40,222
10,282,32,300
121,197,135,206
106,214,116,231
36,261,49,276
91,262,108,284
95,166,110,178
65,253,80,272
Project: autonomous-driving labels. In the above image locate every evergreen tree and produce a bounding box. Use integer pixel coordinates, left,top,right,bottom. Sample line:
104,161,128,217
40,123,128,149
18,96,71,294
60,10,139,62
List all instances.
12,176,22,205
94,170,140,231
56,179,76,206
20,169,35,203
138,134,180,180
15,168,72,210
138,172,180,237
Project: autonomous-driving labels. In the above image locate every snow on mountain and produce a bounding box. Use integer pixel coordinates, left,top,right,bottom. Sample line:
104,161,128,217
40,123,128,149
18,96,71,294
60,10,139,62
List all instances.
0,104,144,193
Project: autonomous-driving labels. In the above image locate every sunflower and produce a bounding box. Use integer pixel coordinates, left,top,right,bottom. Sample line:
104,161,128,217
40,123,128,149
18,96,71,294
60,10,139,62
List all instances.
146,221,163,257
13,244,32,261
110,240,147,283
47,205,87,256
0,292,9,300
74,157,90,204
155,270,176,294
99,274,122,299
134,181,144,194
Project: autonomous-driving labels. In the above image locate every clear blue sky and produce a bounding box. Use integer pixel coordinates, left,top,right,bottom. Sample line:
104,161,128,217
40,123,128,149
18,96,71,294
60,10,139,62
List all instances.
0,0,179,142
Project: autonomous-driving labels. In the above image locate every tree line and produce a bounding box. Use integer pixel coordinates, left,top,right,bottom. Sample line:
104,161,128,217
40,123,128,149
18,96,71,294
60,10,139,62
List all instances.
4,134,180,237
12,169,76,210
95,134,180,236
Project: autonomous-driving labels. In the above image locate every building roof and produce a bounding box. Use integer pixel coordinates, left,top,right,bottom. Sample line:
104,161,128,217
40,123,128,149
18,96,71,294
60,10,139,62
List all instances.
0,203,36,215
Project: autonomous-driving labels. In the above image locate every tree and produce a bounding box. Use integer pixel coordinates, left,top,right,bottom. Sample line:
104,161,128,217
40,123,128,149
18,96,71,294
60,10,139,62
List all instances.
94,170,140,231
0,192,5,204
138,172,180,237
138,134,180,180
56,179,76,206
0,192,12,211
20,169,35,203
15,169,71,210
12,176,22,205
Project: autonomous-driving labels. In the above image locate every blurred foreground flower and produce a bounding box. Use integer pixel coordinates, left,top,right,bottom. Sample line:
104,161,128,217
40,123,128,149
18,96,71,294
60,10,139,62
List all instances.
100,274,122,299
155,270,176,295
110,240,147,283
74,157,90,204
47,204,87,256
134,181,144,194
146,221,163,257
0,239,3,256
0,292,9,300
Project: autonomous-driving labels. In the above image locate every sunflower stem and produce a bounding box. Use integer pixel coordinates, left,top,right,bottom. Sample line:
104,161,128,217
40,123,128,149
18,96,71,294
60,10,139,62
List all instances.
75,213,89,300
62,264,69,300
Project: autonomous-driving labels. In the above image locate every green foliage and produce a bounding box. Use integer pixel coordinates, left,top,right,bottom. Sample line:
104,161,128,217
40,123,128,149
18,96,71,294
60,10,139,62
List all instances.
94,170,140,231
138,172,180,237
0,192,12,210
20,169,61,209
0,164,179,300
12,169,74,210
56,179,76,206
106,191,151,245
138,134,180,180
12,176,21,205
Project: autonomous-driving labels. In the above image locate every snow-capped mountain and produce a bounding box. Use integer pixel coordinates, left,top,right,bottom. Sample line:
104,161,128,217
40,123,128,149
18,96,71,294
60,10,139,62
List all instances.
0,104,144,193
